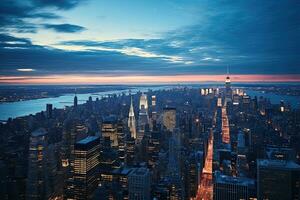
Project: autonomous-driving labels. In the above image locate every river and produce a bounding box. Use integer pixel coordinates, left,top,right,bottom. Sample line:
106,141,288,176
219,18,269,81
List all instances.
0,86,299,121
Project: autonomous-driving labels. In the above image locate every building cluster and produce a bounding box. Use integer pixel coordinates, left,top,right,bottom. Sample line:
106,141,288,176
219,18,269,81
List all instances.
0,77,300,200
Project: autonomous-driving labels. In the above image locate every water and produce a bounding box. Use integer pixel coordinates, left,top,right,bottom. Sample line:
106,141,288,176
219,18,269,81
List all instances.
0,86,171,121
0,86,299,121
245,89,300,109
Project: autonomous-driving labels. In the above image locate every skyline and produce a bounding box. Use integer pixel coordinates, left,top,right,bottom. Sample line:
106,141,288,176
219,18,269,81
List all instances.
1,2,300,198
0,0,300,84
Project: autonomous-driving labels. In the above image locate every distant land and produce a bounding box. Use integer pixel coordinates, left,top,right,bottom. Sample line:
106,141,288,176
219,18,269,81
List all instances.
0,83,300,103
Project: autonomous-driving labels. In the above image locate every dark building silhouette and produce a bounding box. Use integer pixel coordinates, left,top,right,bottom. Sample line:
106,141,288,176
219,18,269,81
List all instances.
73,136,100,200
257,159,300,200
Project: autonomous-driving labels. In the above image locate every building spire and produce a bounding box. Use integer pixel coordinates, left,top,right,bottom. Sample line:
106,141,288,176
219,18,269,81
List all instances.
128,95,137,139
226,65,231,79
225,65,231,83
129,96,135,117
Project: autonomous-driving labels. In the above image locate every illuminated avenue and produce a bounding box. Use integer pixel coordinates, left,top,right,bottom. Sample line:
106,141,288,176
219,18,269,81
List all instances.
196,128,214,200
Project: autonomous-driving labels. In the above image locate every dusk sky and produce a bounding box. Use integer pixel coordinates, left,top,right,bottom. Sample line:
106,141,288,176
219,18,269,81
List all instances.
0,0,299,84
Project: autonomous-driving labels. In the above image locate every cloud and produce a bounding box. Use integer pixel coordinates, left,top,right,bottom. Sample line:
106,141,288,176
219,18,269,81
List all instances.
17,68,35,72
32,0,86,10
0,0,86,33
0,34,175,76
58,39,193,64
0,1,299,78
202,57,220,62
43,23,86,33
0,34,34,48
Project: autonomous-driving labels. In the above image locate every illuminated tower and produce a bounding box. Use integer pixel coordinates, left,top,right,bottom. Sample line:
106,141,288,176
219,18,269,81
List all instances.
73,136,100,200
151,95,157,122
225,75,231,90
138,93,149,141
128,96,137,139
139,93,148,111
151,95,156,107
225,66,232,101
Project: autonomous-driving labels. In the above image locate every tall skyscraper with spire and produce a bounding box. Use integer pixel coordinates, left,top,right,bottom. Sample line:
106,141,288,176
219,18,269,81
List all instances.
128,96,137,139
74,89,78,108
225,66,231,87
225,66,232,102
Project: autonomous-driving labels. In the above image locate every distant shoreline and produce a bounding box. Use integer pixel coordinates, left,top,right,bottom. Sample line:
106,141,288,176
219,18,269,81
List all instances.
1,83,299,103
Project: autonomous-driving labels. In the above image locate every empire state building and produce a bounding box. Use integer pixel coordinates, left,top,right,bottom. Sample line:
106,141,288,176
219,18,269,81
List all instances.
225,68,232,101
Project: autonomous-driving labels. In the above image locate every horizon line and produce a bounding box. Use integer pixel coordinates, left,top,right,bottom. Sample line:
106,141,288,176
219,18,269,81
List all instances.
0,74,300,85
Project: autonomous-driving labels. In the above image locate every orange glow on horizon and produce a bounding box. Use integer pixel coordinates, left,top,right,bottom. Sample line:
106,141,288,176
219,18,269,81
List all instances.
0,74,300,84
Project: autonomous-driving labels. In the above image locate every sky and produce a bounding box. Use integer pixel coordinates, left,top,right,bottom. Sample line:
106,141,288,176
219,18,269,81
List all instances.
0,0,299,84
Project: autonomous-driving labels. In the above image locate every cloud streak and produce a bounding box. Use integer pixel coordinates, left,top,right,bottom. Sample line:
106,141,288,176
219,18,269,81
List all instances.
0,0,86,33
43,23,86,33
17,68,35,72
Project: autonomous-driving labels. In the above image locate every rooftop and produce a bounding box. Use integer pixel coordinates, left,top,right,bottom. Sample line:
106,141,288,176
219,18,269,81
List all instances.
214,171,255,186
77,136,100,145
129,167,149,176
257,159,300,170
112,167,134,175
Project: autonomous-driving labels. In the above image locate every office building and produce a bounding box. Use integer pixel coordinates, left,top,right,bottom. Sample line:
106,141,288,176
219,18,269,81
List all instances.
46,104,53,119
26,128,50,200
102,115,118,147
214,171,255,200
73,136,100,200
128,168,151,200
257,159,300,200
163,107,176,132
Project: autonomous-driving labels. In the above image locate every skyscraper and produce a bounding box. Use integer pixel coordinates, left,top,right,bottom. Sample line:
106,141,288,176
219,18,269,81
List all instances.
225,66,232,101
163,107,176,132
128,96,137,139
213,171,255,200
74,93,78,108
46,103,53,119
73,136,100,200
138,94,150,141
26,128,50,200
167,129,183,199
139,93,148,111
125,135,136,166
257,159,300,200
101,115,118,147
151,95,157,123
151,95,156,107
128,167,151,200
